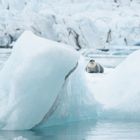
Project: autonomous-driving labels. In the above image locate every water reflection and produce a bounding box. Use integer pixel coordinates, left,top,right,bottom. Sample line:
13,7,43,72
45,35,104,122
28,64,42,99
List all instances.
0,120,140,140
0,120,97,140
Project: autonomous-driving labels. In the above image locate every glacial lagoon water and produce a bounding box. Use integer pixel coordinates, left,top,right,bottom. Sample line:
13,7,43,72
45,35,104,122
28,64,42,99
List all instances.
0,48,140,140
1,120,140,140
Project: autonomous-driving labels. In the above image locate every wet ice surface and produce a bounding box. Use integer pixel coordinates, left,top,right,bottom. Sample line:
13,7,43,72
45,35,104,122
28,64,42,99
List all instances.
0,47,140,139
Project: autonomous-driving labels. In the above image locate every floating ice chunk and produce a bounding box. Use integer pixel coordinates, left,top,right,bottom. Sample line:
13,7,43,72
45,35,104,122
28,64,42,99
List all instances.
0,31,79,130
38,56,98,128
92,49,140,119
13,136,28,140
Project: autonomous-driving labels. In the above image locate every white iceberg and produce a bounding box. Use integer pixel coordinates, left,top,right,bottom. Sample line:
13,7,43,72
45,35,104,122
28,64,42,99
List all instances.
91,49,140,119
37,56,98,128
0,31,80,130
0,30,140,130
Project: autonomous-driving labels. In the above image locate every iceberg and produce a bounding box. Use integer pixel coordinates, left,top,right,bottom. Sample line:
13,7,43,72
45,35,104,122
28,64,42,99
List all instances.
0,31,80,130
0,30,140,130
91,49,140,120
37,56,98,129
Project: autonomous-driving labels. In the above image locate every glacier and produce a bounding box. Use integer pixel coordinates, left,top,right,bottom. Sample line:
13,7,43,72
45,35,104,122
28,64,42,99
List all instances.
0,0,140,49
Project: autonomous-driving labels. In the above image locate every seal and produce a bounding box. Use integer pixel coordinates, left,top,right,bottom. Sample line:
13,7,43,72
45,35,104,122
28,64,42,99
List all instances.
85,60,104,73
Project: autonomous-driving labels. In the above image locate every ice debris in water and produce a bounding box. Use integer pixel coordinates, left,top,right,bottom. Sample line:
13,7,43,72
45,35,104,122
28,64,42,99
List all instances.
13,136,28,140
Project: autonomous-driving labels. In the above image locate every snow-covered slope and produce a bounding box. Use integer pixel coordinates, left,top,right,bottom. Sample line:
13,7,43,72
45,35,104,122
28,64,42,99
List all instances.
0,0,140,49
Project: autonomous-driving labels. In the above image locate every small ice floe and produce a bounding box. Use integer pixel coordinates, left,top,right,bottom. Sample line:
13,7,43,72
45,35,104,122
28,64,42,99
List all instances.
13,136,28,140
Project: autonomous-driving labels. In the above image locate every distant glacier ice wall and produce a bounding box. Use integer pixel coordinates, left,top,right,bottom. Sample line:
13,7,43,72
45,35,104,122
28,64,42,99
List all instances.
0,0,140,49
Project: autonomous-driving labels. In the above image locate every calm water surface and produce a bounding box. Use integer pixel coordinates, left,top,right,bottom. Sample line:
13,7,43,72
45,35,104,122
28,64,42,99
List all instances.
0,120,140,140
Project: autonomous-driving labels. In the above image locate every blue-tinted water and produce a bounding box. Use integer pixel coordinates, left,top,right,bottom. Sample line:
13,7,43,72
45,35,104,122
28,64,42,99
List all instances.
0,120,140,140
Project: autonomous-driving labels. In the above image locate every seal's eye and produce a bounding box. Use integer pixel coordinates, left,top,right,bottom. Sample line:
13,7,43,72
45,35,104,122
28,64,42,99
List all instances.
90,60,95,63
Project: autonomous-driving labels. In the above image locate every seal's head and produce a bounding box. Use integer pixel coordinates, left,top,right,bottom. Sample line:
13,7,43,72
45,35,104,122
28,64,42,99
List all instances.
89,59,95,64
